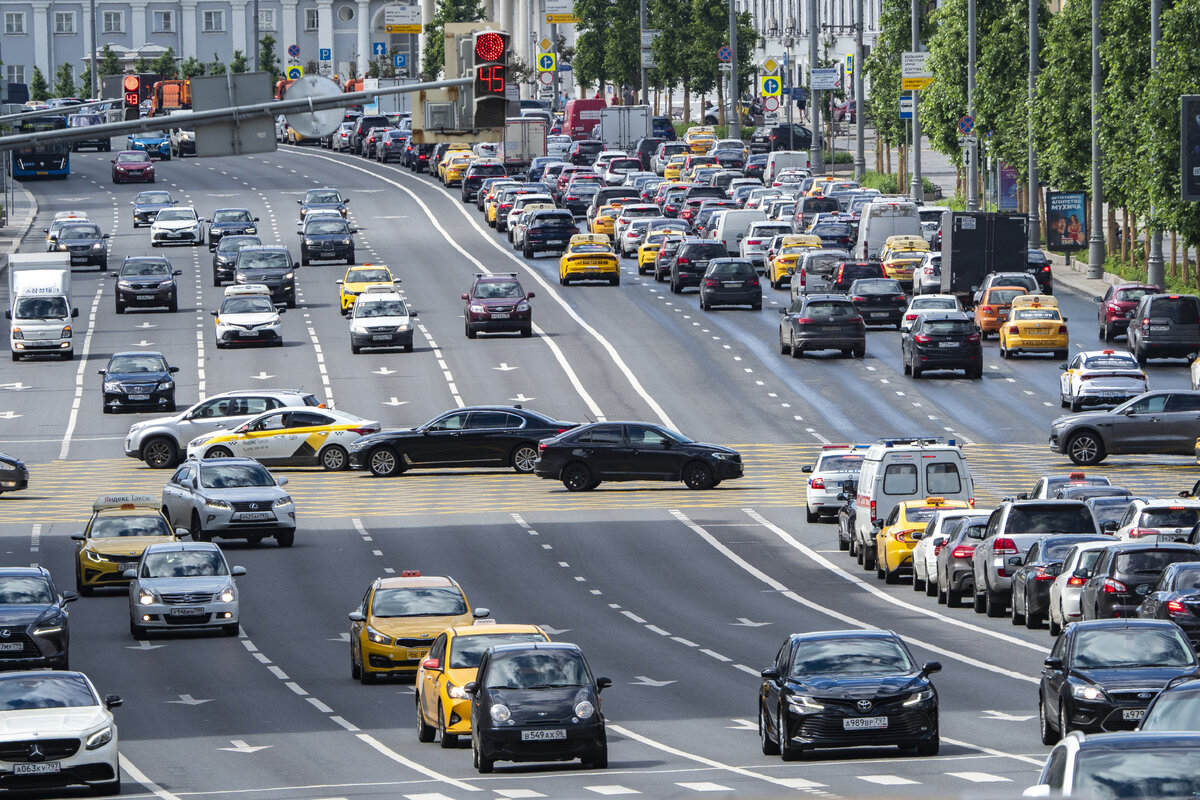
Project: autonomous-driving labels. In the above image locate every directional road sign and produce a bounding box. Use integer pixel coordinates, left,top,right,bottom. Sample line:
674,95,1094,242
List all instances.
901,51,933,90
288,44,300,59
393,53,407,69
372,42,387,56
537,53,557,72
319,48,332,61
958,115,975,135
718,46,732,62
760,76,781,97
285,65,303,80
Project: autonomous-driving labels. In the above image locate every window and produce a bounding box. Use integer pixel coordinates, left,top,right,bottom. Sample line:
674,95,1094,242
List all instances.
577,425,623,444
926,462,962,495
337,5,355,22
102,10,123,32
202,10,224,31
5,66,25,86
466,411,508,429
153,10,175,32
882,463,917,496
5,11,26,34
305,8,319,29
54,11,76,34
257,9,276,30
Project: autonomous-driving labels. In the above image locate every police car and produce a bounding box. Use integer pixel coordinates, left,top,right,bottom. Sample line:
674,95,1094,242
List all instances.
802,444,868,524
211,285,284,348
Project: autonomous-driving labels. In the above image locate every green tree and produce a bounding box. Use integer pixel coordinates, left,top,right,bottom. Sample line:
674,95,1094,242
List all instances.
734,11,758,97
649,0,694,114
921,0,970,162
134,57,151,73
151,47,177,77
230,50,249,73
258,35,281,81
30,67,49,102
687,0,728,106
52,63,76,97
975,0,1042,184
79,70,93,98
99,45,122,77
207,53,228,75
419,0,486,80
1099,0,1151,214
1034,0,1090,191
865,0,917,154
573,0,617,91
180,56,205,78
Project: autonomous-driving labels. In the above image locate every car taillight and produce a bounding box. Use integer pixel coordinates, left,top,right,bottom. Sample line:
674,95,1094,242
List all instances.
1008,325,1020,334
870,499,876,522
934,544,945,555
1102,578,1128,594
810,478,825,490
849,315,864,325
1067,575,1087,586
1058,325,1068,334
747,238,762,245
1041,265,1052,272
749,278,760,287
994,537,1019,555
951,545,974,559
905,313,919,320
982,306,993,314
852,296,866,303
1129,528,1156,538
892,528,918,542
677,257,690,265
349,427,380,435
705,279,718,287
797,317,817,324
914,334,932,343
1034,566,1056,581
1143,318,1151,327
967,333,980,342
538,442,548,454
1168,600,1189,615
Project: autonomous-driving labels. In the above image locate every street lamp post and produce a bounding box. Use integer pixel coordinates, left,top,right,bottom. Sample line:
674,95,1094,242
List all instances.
1026,0,1039,248
909,0,922,202
854,6,864,181
89,0,97,99
1087,0,1105,278
729,0,738,130
1146,0,1164,287
808,0,823,173
966,0,977,210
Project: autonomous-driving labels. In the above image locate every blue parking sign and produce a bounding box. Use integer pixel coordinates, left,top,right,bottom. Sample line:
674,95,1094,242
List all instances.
319,48,332,61
393,53,407,69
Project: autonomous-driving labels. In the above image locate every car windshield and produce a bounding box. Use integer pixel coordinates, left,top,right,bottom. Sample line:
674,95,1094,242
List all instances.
372,586,467,617
536,213,575,225
141,550,228,578
1072,748,1200,798
356,300,408,317
139,131,167,138
1072,627,1196,669
474,281,522,299
1142,508,1200,529
218,236,261,253
571,244,610,255
347,269,391,283
221,296,275,314
156,209,194,222
213,210,252,223
15,297,69,318
923,320,975,335
307,220,348,234
1089,498,1134,526
448,633,548,669
108,355,167,373
59,225,100,240
0,674,95,710
913,298,957,310
198,464,276,488
90,514,172,538
791,637,914,677
1118,550,1200,574
136,192,172,204
117,152,151,163
485,650,590,689
1006,506,1096,533
1084,355,1141,370
121,261,170,276
306,191,342,204
707,261,755,277
238,252,290,270
0,577,54,604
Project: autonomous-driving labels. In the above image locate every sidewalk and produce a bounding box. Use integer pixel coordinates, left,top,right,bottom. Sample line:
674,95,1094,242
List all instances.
0,180,38,265
1043,250,1126,301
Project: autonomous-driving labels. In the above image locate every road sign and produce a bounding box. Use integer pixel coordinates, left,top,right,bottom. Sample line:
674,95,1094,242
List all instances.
641,29,658,47
641,50,655,69
845,53,853,77
760,76,781,97
718,46,732,62
957,134,978,144
319,48,332,61
903,76,934,90
393,53,407,69
286,65,303,80
372,42,387,56
812,67,840,90
539,37,553,50
537,53,557,72
901,51,932,90
538,71,554,85
763,57,778,73
546,13,578,22
287,43,300,59
384,5,422,33
763,95,779,112
763,110,779,123
546,0,577,23
899,94,913,119
958,115,975,135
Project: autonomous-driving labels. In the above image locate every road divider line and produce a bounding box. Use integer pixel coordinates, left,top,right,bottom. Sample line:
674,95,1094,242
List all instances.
59,286,103,460
356,733,481,792
121,754,186,800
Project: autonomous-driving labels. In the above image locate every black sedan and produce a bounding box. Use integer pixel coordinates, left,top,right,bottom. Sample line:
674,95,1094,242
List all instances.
98,351,179,414
468,642,610,772
299,188,349,220
130,190,176,228
211,235,262,287
759,630,941,759
1010,534,1113,629
54,222,109,270
522,210,579,257
809,221,855,249
349,406,577,477
1137,561,1200,645
207,208,259,250
111,256,182,313
532,421,743,492
699,258,761,310
849,278,907,328
0,567,76,669
901,312,983,378
1039,619,1198,743
0,453,28,494
779,294,866,359
300,216,357,265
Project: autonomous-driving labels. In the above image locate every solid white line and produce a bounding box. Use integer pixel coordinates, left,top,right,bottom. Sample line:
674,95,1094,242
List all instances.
59,286,103,460
356,733,481,792
121,754,186,800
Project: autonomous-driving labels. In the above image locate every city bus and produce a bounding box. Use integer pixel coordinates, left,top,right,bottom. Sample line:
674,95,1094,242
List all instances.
11,115,70,179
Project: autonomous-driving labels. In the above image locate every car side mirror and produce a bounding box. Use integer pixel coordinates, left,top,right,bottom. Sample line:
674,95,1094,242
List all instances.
1101,520,1118,532
1093,296,1104,303
108,271,119,278
473,607,491,619
760,666,780,680
836,493,846,501
173,270,183,276
1045,563,1062,577
61,590,79,603
168,366,180,374
210,311,219,317
464,681,478,694
911,531,924,540
97,369,105,375
277,476,288,487
422,658,442,671
1008,555,1024,568
1016,492,1029,500
461,293,469,300
231,566,247,576
1073,568,1091,580
349,229,359,234
297,200,303,204
802,465,813,473
1059,363,1068,371
1043,656,1064,670
104,695,123,710
1023,784,1052,798
1062,316,1068,322
348,611,365,622
253,217,260,222
527,292,535,299
920,660,942,675
72,308,79,318
1181,491,1194,498
71,533,85,541
174,527,190,538
596,677,613,691
102,233,111,239
122,569,136,580
337,280,345,286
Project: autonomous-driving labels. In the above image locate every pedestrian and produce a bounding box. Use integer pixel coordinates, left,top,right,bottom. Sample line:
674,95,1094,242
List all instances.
796,86,808,122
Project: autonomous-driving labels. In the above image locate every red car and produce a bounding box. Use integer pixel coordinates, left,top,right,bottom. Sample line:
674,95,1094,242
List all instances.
463,273,534,339
1096,282,1162,341
111,150,155,184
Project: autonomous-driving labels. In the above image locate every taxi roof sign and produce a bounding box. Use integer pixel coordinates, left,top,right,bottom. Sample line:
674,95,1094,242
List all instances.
781,234,823,248
570,233,611,245
92,494,160,512
224,284,272,296
1011,293,1058,308
362,284,402,294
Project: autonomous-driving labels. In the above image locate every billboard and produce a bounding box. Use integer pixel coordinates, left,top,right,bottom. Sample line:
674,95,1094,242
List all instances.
998,164,1018,210
1046,191,1088,252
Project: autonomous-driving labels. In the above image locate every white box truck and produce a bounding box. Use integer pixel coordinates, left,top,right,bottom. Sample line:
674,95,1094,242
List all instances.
599,105,652,153
502,117,548,171
6,252,77,361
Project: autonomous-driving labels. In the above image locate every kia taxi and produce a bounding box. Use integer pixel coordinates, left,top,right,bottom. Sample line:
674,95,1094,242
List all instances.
73,494,180,596
999,294,1068,359
437,146,473,181
684,127,717,153
1059,349,1148,412
185,407,380,470
878,235,930,289
560,233,620,285
415,623,549,746
974,285,1029,337
663,154,689,181
590,205,622,237
349,573,489,683
875,497,970,584
767,234,823,289
639,231,682,274
337,264,399,315
441,152,478,187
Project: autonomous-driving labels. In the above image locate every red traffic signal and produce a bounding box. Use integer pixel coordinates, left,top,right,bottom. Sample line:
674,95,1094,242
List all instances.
123,75,140,92
474,31,506,63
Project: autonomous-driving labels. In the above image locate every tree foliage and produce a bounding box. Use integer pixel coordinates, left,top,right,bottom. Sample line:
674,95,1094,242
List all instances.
151,47,177,78
1033,0,1090,191
865,0,925,147
29,67,49,102
258,35,281,81
99,46,122,77
230,50,250,74
1099,0,1150,212
975,0,1040,183
180,57,205,78
53,63,77,98
420,0,486,80
921,0,970,159
208,53,229,75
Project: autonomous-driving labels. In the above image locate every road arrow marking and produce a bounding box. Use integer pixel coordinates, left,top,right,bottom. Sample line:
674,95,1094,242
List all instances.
981,709,1035,722
0,412,21,420
250,371,274,380
726,718,757,730
511,393,535,403
329,632,351,642
137,322,157,329
631,676,676,687
494,363,518,371
382,397,408,406
168,694,212,705
126,640,165,650
538,625,571,635
373,367,397,375
731,618,771,627
219,740,272,754
0,383,29,391
133,340,155,347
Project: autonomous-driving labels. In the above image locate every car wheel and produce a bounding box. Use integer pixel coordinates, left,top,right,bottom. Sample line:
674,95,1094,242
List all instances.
1059,703,1071,739
915,736,940,756
986,589,1006,618
1049,614,1061,637
276,530,295,547
221,622,239,637
168,297,178,313
937,581,948,604
115,302,125,315
853,347,865,359
142,437,179,469
213,271,222,287
351,344,361,354
1026,607,1042,629
190,512,209,542
913,574,925,593
946,583,961,606
91,776,120,797
368,447,404,477
682,461,715,490
473,739,494,773
1101,321,1111,341
130,618,148,640
439,706,458,748
790,336,803,359
883,563,899,584
780,335,790,355
862,546,875,571
585,737,609,769
925,577,938,597
206,446,233,459
510,444,538,474
523,244,533,258
777,711,801,761
416,696,436,743
1012,593,1026,625
973,588,986,613
561,462,594,492
806,506,818,523
76,566,94,597
359,662,376,684
320,444,349,471
1039,696,1059,745
1066,431,1105,466
466,322,477,339
350,650,361,680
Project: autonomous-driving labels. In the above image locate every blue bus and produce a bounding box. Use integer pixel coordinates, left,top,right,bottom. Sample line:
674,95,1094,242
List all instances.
11,115,70,179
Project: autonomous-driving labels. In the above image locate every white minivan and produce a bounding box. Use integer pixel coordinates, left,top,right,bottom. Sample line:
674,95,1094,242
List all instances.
712,209,768,256
765,150,811,184
852,437,975,562
854,199,921,260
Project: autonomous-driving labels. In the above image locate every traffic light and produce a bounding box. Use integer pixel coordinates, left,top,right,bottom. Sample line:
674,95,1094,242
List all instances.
123,75,140,120
472,30,509,129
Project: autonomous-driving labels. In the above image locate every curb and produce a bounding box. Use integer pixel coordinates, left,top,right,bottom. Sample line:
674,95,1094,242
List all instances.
0,181,39,267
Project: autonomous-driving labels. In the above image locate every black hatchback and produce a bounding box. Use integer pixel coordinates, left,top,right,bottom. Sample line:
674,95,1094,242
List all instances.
901,312,983,378
778,294,866,359
670,241,728,294
699,258,761,310
522,210,579,257
1011,534,1114,629
848,278,907,328
1080,542,1200,620
1137,562,1200,645
111,256,183,313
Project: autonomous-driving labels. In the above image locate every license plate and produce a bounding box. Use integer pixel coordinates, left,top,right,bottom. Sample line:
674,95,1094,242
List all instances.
169,607,205,617
938,342,958,348
371,334,392,341
14,763,60,775
235,512,273,521
549,240,564,245
406,648,428,660
119,562,138,572
71,256,88,262
238,331,261,338
521,729,567,741
1028,329,1049,335
1123,708,1145,721
723,282,741,287
843,716,888,730
136,294,155,300
1150,324,1170,332
491,313,511,319
167,232,182,238
0,643,23,652
129,394,149,400
870,312,888,318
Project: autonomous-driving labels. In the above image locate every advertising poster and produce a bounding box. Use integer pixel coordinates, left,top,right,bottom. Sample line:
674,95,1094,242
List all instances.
1045,191,1087,251
998,164,1018,210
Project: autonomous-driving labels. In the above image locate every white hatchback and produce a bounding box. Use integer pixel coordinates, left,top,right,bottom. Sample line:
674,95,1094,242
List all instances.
901,294,962,332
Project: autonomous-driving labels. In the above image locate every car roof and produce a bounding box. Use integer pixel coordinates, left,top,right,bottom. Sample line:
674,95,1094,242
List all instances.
376,575,457,590
110,350,166,360
189,455,266,467
789,629,901,643
487,641,582,655
142,541,222,554
1070,731,1200,750
446,623,546,637
1071,618,1187,632
0,566,52,578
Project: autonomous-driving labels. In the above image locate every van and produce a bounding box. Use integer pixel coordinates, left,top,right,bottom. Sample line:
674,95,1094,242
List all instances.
852,437,975,562
712,209,768,255
563,99,608,141
854,199,921,260
792,196,840,233
765,150,811,184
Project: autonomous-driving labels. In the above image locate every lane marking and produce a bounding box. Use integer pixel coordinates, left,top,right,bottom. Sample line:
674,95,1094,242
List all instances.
121,754,185,800
356,733,480,792
59,286,103,460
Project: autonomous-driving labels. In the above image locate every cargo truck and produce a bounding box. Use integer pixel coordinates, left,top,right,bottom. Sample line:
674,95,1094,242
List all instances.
599,105,652,153
939,211,1028,305
5,253,77,361
501,117,548,171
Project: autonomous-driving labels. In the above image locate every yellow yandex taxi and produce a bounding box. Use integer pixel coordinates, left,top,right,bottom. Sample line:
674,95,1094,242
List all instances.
875,497,970,584
638,231,680,274
767,234,823,289
483,181,520,221
590,206,622,236
663,154,689,180
337,263,398,315
442,153,475,187
349,572,489,683
73,494,180,596
999,294,1068,359
185,406,380,468
685,128,716,153
560,233,620,286
437,147,472,180
683,155,717,179
415,623,550,745
879,235,930,288
879,235,930,261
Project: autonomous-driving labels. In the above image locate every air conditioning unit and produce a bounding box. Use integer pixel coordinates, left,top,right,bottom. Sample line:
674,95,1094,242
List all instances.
424,102,457,130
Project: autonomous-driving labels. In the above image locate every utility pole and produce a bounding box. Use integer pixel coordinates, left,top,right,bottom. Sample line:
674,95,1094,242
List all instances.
808,0,823,172
729,0,738,129
854,0,865,181
640,0,649,103
908,0,923,202
1146,0,1165,287
253,0,261,68
966,0,977,210
1026,0,1039,247
1087,0,1105,278
89,0,98,98
552,22,560,109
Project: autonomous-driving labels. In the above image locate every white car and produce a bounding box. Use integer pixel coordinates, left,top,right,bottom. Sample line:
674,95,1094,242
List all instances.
613,204,662,250
0,671,121,794
913,252,942,295
901,294,962,332
127,541,244,638
1059,350,1148,412
349,286,415,354
1047,540,1114,636
185,406,380,469
211,285,284,349
547,135,573,160
603,157,642,186
150,206,205,247
1113,499,1200,543
275,115,289,142
592,150,628,175
333,121,356,151
802,445,867,523
912,508,982,596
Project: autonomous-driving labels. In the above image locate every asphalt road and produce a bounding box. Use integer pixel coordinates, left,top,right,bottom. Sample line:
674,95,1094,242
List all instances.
0,141,1196,800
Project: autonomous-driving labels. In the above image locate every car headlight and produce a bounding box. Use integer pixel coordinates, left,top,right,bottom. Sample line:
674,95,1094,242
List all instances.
103,381,121,392
92,242,104,250
85,726,113,750
574,700,595,719
447,683,470,699
219,587,235,603
397,323,411,332
158,380,174,390
283,272,294,280
159,279,174,288
33,615,63,634
305,239,316,246
57,243,68,251
490,704,511,723
787,694,825,714
117,280,134,289
205,498,232,510
904,688,935,706
366,626,392,645
515,302,530,312
273,495,292,507
350,323,368,334
1072,684,1107,702
469,304,486,313
85,550,103,563
138,588,157,606
713,452,737,461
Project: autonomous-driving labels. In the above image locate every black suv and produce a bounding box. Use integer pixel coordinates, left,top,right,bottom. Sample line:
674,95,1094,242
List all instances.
669,240,727,294
405,141,436,171
350,114,388,154
56,222,109,269
1127,293,1200,363
633,137,665,171
522,210,579,257
233,246,297,308
461,161,508,203
831,260,886,292
848,278,907,328
778,294,866,358
1080,542,1200,620
0,567,76,669
111,256,182,313
99,350,180,413
207,208,259,250
568,141,605,165
698,258,762,310
750,123,814,153
300,216,356,265
212,235,262,286
67,113,110,151
901,312,983,378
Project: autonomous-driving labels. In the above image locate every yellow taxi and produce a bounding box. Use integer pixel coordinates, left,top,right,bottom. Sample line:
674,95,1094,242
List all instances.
590,205,624,237
349,572,489,683
337,263,398,314
638,230,685,274
683,155,718,179
767,234,823,289
875,497,970,584
560,233,620,286
999,294,1068,359
878,235,930,288
482,180,520,222
663,154,689,181
415,623,550,746
185,406,380,469
684,127,717,153
441,153,476,187
437,146,472,181
73,494,180,596
804,176,838,197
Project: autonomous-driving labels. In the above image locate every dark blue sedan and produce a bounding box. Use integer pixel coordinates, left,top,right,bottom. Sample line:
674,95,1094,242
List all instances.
127,130,171,160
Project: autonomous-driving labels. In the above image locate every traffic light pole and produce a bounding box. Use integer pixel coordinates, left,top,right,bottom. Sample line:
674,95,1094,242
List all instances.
808,0,823,173
1146,0,1165,287
728,0,738,129
909,0,923,203
552,23,560,110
